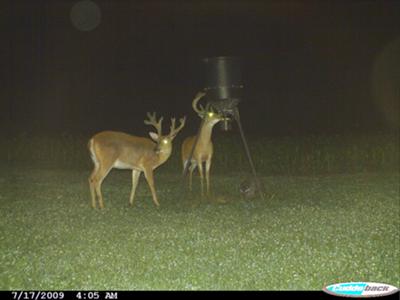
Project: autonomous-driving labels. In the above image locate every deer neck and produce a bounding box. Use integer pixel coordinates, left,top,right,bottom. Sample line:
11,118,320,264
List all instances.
198,121,217,146
156,145,172,165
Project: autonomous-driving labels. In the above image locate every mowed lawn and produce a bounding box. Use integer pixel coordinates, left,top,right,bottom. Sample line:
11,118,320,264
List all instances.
0,167,398,290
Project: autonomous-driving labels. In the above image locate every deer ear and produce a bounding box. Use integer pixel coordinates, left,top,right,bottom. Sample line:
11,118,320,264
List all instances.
149,132,159,141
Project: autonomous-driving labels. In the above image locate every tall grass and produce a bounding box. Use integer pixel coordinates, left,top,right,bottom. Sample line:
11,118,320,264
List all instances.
212,133,399,175
1,133,91,170
0,132,398,175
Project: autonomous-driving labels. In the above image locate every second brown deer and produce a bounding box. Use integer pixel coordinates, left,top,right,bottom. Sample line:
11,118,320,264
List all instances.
181,91,224,196
88,112,186,209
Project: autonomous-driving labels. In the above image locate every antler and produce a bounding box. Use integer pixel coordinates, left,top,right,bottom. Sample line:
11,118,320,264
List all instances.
192,91,207,115
144,112,163,136
169,116,186,138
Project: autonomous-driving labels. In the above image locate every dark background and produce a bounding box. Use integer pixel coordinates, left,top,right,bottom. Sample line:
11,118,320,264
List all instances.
1,0,399,137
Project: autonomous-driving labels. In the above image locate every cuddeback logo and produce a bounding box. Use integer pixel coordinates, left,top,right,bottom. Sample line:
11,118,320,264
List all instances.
323,282,398,298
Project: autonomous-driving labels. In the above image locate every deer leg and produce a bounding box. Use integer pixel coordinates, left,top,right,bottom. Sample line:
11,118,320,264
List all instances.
205,158,212,195
197,160,205,196
129,170,141,206
143,167,160,207
93,169,109,209
91,163,113,209
188,162,196,191
88,143,100,209
89,167,98,209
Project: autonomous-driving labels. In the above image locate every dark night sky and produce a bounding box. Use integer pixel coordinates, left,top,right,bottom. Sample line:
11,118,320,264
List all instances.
1,0,399,137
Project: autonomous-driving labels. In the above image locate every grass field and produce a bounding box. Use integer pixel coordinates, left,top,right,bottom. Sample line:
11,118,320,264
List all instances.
0,165,399,290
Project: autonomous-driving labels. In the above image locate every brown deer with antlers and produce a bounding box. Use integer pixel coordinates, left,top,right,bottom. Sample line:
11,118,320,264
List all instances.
88,112,186,208
181,91,224,195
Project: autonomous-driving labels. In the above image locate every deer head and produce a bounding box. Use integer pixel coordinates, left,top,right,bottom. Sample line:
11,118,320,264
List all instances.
145,112,186,154
192,91,223,125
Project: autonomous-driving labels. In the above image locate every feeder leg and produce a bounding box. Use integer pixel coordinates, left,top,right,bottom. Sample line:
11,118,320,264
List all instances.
234,107,265,201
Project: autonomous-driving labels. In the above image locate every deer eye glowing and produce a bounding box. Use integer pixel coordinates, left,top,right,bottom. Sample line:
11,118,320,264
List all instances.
162,139,168,144
208,112,214,117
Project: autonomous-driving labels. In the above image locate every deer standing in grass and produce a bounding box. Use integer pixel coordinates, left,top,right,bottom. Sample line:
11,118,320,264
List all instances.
181,91,224,195
88,112,186,209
